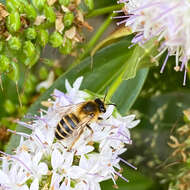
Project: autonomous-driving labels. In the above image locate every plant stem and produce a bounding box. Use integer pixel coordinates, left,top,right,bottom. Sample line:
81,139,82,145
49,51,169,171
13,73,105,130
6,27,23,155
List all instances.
86,4,123,18
70,12,116,68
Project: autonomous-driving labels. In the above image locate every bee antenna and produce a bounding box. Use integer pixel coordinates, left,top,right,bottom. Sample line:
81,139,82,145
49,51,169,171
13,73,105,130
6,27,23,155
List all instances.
103,88,109,102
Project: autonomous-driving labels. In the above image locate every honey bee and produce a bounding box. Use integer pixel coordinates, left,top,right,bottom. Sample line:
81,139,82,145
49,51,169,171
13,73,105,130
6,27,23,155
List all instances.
55,98,108,149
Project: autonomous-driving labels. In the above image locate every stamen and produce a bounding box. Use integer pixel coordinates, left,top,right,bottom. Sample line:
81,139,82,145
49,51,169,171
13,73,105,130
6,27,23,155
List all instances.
11,155,33,174
183,69,187,86
117,0,128,3
131,33,143,44
118,131,132,143
154,47,167,59
129,2,163,14
116,19,129,26
34,134,47,148
180,57,187,72
175,47,179,67
152,3,180,22
128,43,136,49
7,129,30,139
112,15,130,19
114,171,129,183
17,121,33,130
111,174,117,185
160,53,169,73
118,157,137,170
113,10,124,13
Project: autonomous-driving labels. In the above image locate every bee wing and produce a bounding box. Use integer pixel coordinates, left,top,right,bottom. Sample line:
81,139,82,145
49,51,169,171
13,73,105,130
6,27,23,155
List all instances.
55,102,85,116
77,115,93,129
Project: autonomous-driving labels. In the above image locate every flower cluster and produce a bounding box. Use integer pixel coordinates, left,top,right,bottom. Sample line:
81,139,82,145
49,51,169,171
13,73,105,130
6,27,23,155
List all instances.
0,77,139,190
116,0,190,85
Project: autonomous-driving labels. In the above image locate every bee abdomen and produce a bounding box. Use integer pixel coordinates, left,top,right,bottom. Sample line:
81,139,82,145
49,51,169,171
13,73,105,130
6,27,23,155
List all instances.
55,114,80,140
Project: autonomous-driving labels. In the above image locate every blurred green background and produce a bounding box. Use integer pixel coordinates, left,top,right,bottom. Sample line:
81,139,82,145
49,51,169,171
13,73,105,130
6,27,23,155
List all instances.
1,0,190,189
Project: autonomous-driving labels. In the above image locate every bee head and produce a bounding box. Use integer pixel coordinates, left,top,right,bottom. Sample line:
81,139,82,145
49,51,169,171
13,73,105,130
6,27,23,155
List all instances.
95,98,106,113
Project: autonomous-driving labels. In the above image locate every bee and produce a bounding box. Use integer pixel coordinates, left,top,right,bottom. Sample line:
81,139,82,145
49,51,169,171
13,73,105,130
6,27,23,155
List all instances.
55,98,108,149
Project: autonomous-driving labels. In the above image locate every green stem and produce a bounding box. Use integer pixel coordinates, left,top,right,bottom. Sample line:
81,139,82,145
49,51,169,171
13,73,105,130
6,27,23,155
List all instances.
70,12,116,68
86,4,123,18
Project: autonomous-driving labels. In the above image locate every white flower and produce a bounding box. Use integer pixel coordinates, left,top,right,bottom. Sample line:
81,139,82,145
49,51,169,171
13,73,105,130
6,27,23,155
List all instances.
0,77,139,190
116,0,190,85
36,71,55,92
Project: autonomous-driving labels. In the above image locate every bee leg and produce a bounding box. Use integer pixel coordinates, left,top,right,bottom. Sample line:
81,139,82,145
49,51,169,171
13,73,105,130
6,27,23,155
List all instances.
84,124,94,141
86,124,94,136
68,128,84,151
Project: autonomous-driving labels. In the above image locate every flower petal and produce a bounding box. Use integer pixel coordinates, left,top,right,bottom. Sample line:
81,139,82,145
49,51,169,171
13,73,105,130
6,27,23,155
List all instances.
51,149,64,170
38,162,48,175
73,76,83,90
0,170,10,184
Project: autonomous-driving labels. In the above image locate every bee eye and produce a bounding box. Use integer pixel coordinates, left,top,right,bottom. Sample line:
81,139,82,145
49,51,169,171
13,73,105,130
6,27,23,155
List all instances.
100,106,106,113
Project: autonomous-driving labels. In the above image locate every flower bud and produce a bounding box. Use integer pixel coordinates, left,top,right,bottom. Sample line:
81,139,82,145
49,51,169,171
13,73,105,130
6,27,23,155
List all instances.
30,46,40,68
58,0,70,6
0,55,10,72
64,12,74,27
44,5,56,23
0,41,5,52
25,4,37,21
6,0,20,13
38,29,49,47
23,41,35,57
84,0,94,10
8,36,21,51
49,31,63,47
6,12,21,33
25,27,37,40
7,61,19,82
4,99,16,114
59,38,72,55
23,45,40,67
32,0,46,11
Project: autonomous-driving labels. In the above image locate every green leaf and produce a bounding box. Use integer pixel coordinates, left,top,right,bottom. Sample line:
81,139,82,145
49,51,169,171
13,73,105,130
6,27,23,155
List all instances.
101,167,161,190
6,36,147,153
122,38,158,80
111,68,149,115
91,27,131,57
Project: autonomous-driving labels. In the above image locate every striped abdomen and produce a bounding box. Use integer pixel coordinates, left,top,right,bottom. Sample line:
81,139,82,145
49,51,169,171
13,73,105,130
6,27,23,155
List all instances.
55,113,80,140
